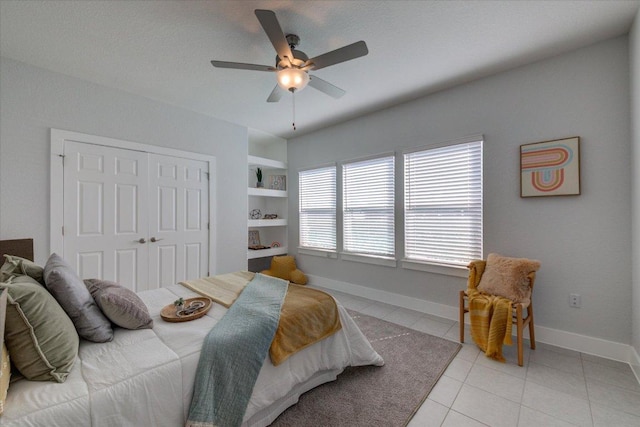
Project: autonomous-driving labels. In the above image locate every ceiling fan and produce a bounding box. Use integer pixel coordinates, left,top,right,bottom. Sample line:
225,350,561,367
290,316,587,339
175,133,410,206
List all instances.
210,9,369,103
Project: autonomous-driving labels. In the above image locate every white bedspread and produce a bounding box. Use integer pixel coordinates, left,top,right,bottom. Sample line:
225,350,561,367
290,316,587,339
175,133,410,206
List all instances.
1,285,383,427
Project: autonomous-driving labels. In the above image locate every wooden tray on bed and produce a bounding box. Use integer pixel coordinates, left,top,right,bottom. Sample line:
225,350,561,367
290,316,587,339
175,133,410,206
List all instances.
160,297,212,322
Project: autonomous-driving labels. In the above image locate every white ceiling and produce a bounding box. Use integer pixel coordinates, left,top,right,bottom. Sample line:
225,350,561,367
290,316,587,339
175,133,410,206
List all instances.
1,1,639,139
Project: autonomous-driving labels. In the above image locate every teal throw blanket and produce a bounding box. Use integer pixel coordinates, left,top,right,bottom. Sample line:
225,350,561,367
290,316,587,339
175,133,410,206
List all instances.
186,273,288,427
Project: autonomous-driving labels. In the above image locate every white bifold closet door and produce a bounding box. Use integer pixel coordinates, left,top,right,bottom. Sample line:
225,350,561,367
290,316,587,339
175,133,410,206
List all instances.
63,141,209,291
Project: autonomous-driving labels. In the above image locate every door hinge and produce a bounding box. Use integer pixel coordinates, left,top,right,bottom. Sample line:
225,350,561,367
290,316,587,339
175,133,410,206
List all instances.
207,222,210,230
204,172,210,180
62,226,64,236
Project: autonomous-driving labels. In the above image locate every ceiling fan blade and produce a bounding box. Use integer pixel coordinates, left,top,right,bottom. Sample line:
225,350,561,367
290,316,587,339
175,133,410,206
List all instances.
255,9,294,62
308,75,346,99
211,60,275,72
307,41,368,71
267,85,284,103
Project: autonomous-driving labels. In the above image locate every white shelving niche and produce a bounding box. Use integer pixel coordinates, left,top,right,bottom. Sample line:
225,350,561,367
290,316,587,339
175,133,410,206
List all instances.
247,154,288,261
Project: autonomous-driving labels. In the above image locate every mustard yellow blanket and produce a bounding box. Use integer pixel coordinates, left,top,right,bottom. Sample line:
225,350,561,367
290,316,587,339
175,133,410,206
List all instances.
468,289,513,362
270,284,342,366
179,272,342,366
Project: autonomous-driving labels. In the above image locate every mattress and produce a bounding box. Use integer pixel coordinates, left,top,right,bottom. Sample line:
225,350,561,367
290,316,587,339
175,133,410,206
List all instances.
1,284,383,426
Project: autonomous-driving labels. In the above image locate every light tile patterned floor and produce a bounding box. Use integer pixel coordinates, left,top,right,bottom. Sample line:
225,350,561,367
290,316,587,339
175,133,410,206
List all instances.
323,289,640,427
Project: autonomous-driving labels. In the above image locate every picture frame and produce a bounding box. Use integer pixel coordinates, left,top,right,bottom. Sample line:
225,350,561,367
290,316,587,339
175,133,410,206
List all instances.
268,175,286,191
520,136,580,197
248,230,261,247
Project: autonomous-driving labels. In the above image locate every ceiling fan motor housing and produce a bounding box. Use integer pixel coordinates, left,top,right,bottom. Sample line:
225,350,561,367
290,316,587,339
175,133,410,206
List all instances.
275,35,308,69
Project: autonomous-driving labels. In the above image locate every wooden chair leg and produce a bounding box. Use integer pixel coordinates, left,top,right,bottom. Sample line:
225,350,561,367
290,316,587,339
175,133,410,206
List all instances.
527,305,536,350
459,290,466,343
516,304,524,366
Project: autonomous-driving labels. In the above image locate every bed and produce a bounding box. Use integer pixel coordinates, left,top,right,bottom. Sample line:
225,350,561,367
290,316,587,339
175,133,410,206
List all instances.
0,240,383,426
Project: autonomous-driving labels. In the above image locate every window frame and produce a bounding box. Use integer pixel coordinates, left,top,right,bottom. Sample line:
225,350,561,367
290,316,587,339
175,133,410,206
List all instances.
341,153,396,262
402,135,483,274
297,164,337,255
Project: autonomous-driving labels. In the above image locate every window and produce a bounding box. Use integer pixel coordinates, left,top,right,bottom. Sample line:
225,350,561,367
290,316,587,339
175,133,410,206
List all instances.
404,138,483,267
343,155,395,257
299,166,336,250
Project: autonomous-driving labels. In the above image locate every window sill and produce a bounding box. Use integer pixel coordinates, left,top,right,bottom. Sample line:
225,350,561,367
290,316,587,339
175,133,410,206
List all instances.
297,247,338,259
340,252,397,267
401,259,468,277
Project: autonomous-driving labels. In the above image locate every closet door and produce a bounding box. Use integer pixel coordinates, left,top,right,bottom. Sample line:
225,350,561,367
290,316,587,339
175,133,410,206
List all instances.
63,141,149,291
147,154,209,287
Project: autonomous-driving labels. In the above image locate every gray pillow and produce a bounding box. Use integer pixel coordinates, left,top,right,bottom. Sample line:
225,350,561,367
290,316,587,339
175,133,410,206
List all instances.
0,275,78,382
43,253,113,343
84,279,153,330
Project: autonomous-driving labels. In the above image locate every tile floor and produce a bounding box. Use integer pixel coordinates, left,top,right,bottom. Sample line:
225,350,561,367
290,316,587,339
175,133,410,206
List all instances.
323,289,640,427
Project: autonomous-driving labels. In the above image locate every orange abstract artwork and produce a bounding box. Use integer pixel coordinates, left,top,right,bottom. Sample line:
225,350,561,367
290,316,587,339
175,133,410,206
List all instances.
520,137,580,197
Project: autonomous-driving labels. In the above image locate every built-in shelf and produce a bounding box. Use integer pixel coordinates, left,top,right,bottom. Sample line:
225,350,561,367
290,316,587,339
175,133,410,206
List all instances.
248,155,287,170
247,153,288,264
248,188,287,198
248,219,287,227
247,246,288,259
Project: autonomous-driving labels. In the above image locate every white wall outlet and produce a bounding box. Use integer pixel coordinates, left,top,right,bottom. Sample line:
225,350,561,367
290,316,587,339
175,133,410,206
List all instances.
569,293,581,308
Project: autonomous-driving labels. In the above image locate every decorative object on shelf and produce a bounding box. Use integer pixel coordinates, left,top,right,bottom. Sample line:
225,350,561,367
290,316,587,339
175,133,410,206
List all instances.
520,136,580,197
271,242,281,248
256,167,264,188
248,230,261,246
263,214,278,219
250,209,262,219
248,230,269,250
268,175,286,191
161,297,212,322
174,297,185,311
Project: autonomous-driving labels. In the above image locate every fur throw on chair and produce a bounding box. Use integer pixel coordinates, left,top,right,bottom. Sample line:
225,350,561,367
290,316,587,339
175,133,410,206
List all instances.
477,253,540,304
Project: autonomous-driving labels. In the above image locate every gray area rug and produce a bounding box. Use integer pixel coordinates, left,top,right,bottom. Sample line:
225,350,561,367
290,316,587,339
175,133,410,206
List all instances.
270,310,461,426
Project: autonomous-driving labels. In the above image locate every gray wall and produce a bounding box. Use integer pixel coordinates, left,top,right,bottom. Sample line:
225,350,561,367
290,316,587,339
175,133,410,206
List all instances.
631,10,640,360
288,37,632,344
0,57,248,274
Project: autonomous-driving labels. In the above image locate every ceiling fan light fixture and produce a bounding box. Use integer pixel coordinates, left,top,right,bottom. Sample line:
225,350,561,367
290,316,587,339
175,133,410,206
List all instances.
277,68,309,92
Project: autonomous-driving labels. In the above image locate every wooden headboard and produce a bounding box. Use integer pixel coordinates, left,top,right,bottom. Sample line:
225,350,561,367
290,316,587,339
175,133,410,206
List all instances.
0,238,34,262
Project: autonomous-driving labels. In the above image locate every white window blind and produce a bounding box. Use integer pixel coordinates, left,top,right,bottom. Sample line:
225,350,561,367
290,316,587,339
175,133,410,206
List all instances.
299,166,336,250
343,155,395,257
404,139,483,266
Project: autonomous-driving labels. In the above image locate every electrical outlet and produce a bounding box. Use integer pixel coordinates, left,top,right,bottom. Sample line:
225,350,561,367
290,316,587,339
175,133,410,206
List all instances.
569,293,581,308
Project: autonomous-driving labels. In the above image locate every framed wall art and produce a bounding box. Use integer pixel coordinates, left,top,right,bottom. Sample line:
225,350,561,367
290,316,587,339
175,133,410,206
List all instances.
268,175,286,191
520,136,580,197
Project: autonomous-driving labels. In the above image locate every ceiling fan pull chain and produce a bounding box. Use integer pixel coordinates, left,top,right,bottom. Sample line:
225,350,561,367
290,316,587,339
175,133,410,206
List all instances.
292,91,296,131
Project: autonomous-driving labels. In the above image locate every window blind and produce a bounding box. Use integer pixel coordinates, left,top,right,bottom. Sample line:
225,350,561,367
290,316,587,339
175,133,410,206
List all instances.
299,166,336,250
343,155,395,257
404,139,483,266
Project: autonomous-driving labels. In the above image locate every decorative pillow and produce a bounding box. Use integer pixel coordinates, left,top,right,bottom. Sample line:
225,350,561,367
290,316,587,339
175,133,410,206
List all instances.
0,289,9,414
261,255,308,285
0,275,79,382
43,253,113,342
0,344,9,414
477,253,541,303
0,254,45,285
84,279,153,330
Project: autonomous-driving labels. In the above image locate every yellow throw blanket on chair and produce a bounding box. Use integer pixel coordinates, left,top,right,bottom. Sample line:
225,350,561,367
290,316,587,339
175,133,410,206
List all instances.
468,289,513,362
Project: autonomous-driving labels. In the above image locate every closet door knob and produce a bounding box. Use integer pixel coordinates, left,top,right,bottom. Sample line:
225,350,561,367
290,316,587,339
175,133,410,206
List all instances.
150,237,164,242
137,238,147,244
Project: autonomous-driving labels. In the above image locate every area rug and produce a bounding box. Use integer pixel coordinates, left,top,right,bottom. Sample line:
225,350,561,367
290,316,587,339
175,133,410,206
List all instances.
270,310,461,426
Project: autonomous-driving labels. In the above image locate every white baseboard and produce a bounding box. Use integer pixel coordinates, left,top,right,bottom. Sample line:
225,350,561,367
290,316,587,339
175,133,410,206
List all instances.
308,274,458,320
309,274,636,367
631,346,640,385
